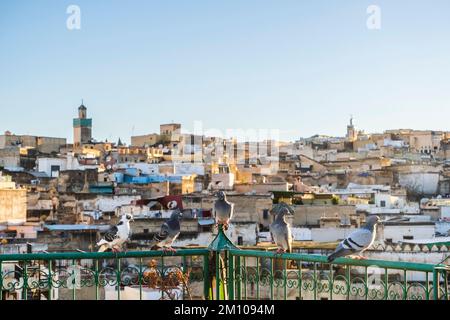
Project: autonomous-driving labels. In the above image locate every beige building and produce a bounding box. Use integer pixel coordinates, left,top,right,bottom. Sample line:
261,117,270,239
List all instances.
118,146,163,163
292,205,357,226
160,123,181,136
0,132,66,154
131,133,160,147
385,129,444,154
0,175,27,224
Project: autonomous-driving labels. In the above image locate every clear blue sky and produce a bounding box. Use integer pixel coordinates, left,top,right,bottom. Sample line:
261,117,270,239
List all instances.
1,0,450,143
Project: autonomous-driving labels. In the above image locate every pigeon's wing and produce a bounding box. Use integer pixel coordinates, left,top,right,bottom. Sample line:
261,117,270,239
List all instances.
215,201,231,221
328,228,373,262
345,228,373,250
103,226,119,242
286,226,293,253
153,222,170,244
269,223,275,243
229,202,234,220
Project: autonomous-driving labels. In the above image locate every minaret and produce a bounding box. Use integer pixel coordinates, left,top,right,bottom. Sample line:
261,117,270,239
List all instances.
73,101,92,148
346,115,357,142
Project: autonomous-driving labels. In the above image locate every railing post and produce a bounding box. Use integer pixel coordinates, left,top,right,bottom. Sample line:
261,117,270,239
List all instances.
95,259,100,301
445,270,449,301
48,261,52,301
23,262,28,300
228,252,234,300
207,224,239,301
203,253,211,300
236,256,242,299
433,268,440,300
215,252,221,300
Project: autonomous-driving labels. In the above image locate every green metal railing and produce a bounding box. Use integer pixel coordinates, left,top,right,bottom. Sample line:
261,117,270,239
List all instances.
1,227,449,300
0,249,209,301
226,250,449,301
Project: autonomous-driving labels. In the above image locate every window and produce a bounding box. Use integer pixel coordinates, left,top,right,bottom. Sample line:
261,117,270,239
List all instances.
192,197,201,203
380,200,386,208
237,236,243,245
263,209,269,220
143,229,149,234
50,165,60,178
403,235,414,240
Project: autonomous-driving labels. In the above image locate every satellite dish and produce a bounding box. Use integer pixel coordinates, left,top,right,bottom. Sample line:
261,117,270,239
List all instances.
168,200,178,210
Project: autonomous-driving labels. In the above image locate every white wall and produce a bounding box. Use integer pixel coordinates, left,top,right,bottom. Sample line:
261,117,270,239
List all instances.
210,173,234,190
291,227,312,241
375,193,406,209
436,221,450,235
174,163,204,175
440,206,450,220
37,158,67,177
311,227,357,242
115,163,160,175
228,223,258,245
382,225,435,243
398,172,440,195
80,195,141,212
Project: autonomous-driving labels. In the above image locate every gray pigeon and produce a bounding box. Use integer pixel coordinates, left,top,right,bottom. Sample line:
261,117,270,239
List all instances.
269,207,293,254
150,209,183,252
327,215,381,263
214,191,234,230
97,214,134,252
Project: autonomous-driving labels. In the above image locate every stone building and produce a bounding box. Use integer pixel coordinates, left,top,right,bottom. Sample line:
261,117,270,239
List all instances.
0,175,27,224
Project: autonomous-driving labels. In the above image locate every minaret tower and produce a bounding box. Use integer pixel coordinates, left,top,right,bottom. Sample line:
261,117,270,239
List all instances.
346,115,357,142
73,100,92,148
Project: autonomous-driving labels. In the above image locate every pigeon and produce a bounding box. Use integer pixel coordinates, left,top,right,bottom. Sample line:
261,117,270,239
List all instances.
327,215,381,263
269,207,293,254
97,214,134,252
214,191,234,230
150,209,183,253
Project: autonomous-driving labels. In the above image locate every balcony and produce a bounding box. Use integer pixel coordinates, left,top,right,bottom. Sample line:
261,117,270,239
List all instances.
1,227,449,301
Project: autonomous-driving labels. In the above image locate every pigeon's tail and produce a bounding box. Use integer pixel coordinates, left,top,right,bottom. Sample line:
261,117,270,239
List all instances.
327,248,352,263
327,252,338,263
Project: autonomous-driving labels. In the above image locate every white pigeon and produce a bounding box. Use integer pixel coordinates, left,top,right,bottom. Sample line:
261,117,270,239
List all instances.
327,215,381,262
97,214,134,252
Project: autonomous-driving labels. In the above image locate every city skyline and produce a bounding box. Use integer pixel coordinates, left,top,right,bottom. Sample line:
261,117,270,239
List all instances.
2,1,450,143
